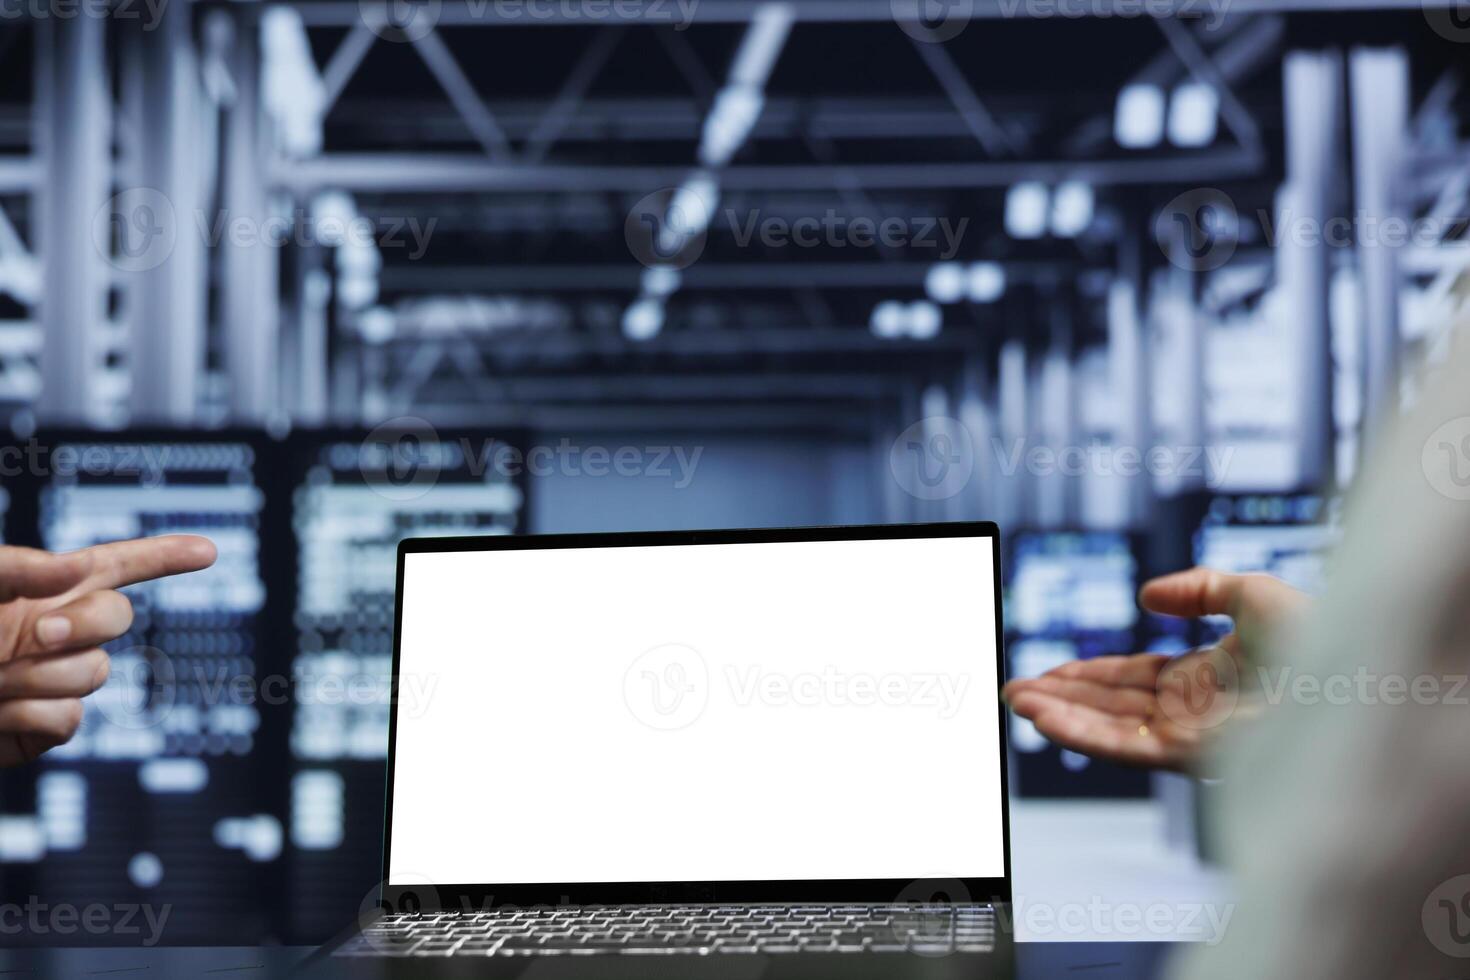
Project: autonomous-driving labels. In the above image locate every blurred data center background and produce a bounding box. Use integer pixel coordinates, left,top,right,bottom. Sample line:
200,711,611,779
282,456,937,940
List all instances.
0,0,1466,946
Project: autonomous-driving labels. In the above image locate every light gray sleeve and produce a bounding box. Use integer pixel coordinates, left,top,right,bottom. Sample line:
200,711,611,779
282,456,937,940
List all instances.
1172,316,1470,980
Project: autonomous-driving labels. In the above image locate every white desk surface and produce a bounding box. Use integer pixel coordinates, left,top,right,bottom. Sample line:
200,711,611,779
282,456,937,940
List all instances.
1009,800,1233,944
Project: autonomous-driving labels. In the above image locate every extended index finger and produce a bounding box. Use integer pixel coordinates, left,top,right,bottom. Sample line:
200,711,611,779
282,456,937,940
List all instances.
1139,568,1246,619
0,546,92,602
80,535,218,591
1140,567,1305,623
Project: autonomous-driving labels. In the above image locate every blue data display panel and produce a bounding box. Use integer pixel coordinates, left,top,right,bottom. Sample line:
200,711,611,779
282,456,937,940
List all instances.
1,440,277,942
0,432,527,944
1004,531,1149,798
1193,494,1339,641
285,433,522,939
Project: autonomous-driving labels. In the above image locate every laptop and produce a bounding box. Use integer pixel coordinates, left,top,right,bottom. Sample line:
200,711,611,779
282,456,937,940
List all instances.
305,522,1014,977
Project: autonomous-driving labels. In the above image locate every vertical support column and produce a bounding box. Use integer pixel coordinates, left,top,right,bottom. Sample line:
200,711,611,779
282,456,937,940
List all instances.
326,269,361,425
916,385,946,523
35,16,110,424
1348,47,1409,449
1166,220,1207,492
221,9,281,424
875,412,909,524
1030,346,1067,529
996,339,1027,530
283,244,331,425
1110,214,1154,528
957,357,995,523
1281,51,1342,490
131,0,206,424
1061,299,1084,526
1036,299,1075,528
881,387,926,524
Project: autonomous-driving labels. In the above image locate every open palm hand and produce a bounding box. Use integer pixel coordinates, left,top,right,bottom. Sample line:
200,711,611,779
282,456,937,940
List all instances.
1002,567,1306,773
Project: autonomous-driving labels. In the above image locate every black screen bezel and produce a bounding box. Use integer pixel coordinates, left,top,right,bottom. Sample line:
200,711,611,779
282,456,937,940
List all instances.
381,522,1011,910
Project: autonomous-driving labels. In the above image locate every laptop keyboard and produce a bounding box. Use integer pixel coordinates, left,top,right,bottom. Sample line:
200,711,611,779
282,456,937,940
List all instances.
335,904,997,957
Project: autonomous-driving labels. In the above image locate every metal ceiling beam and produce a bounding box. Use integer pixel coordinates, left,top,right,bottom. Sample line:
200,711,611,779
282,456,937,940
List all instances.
1155,15,1264,155
369,326,982,355
521,26,625,163
416,372,905,401
0,156,41,192
1064,14,1282,154
906,34,1022,157
410,27,513,159
319,20,376,114
323,96,1077,143
275,146,1263,192
404,402,880,433
377,261,1085,291
655,28,717,100
285,0,1457,26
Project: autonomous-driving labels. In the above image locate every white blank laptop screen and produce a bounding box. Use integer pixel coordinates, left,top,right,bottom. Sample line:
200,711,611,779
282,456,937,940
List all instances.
388,535,1005,885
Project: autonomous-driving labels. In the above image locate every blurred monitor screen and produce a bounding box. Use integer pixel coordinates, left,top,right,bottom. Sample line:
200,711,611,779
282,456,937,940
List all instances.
284,428,524,938
2,435,275,940
0,429,527,944
1193,494,1339,640
1004,531,1148,798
